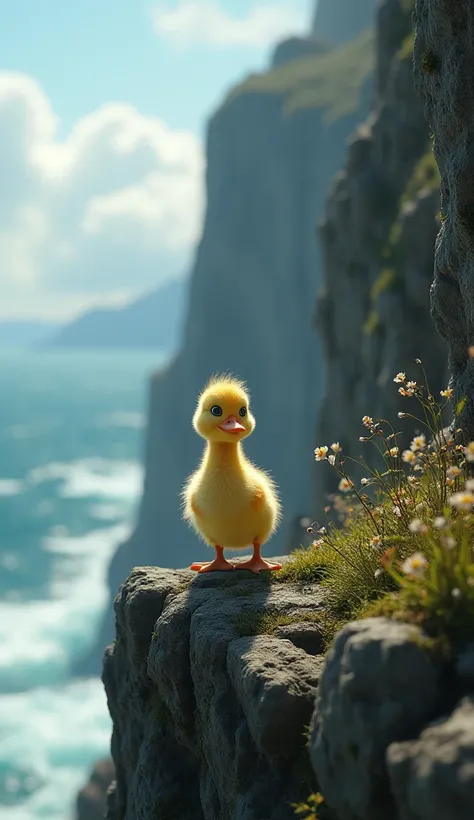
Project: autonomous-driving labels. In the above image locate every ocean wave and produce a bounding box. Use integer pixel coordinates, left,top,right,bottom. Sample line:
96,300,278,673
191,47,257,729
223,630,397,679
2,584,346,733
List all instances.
0,480,23,497
0,523,129,692
0,677,111,820
27,458,143,501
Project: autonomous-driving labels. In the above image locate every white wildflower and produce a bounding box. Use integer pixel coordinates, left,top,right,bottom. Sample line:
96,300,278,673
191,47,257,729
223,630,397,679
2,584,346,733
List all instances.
411,434,426,452
401,552,429,578
408,518,428,534
448,491,474,511
314,446,328,462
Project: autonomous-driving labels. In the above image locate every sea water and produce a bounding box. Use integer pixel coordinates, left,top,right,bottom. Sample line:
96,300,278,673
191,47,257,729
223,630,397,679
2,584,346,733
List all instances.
0,349,167,819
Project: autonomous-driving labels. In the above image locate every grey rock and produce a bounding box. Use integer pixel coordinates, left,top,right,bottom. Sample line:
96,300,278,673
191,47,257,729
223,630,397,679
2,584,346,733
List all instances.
274,622,325,655
227,636,324,760
309,618,443,820
76,759,114,820
387,697,474,820
105,566,326,820
414,0,474,440
314,0,447,509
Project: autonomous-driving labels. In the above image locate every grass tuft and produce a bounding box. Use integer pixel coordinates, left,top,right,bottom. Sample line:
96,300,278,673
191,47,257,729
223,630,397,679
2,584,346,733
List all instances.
232,609,342,648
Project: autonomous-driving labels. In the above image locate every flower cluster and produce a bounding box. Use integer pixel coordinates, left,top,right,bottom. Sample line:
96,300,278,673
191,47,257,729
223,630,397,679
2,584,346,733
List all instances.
309,358,474,646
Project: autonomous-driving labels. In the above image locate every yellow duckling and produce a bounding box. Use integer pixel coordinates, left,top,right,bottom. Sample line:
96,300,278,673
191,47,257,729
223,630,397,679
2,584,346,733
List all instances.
182,374,282,574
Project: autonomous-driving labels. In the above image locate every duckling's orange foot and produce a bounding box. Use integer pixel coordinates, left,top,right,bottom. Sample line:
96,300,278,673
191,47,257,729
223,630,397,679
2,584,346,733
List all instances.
234,557,282,574
189,546,234,573
190,558,234,573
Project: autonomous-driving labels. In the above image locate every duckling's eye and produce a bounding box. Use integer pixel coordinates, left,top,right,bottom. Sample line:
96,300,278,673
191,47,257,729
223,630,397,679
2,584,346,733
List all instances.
210,405,223,417
239,407,247,417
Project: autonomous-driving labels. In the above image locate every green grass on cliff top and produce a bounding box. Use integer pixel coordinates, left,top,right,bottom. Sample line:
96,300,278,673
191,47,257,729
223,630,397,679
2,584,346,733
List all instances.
226,29,375,124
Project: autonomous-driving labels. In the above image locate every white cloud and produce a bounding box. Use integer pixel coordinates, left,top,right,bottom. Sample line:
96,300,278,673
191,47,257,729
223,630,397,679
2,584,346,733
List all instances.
0,72,204,319
152,1,308,48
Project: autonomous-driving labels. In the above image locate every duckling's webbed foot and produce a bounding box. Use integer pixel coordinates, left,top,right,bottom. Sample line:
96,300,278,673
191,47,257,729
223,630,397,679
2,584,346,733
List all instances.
190,545,234,573
234,541,282,574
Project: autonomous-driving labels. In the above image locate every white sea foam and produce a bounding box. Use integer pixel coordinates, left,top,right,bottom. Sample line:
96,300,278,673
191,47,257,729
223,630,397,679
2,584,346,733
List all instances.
0,677,111,820
0,522,130,692
95,411,146,429
0,479,23,497
27,458,143,500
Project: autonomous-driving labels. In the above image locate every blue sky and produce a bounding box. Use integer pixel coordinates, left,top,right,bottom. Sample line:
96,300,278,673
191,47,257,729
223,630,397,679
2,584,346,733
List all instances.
0,0,313,320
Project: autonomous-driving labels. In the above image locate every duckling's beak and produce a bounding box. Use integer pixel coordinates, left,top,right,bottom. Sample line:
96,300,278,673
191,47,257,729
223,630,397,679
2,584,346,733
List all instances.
218,415,246,434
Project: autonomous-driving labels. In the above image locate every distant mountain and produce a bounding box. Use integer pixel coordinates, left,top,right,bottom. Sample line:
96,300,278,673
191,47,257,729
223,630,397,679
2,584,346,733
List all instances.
46,276,188,351
0,321,61,347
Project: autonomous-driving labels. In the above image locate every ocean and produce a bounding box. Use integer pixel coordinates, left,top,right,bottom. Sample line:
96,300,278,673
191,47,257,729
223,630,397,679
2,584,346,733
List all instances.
0,349,167,820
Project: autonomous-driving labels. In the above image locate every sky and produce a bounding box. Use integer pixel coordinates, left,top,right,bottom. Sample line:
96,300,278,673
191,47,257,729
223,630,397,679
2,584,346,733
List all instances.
0,0,313,322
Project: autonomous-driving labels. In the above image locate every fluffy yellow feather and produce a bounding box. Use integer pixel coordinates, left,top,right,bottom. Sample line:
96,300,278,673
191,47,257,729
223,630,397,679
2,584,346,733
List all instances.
182,374,282,573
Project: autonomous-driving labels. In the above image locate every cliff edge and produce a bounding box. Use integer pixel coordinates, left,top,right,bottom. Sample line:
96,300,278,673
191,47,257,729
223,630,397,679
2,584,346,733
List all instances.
103,566,474,820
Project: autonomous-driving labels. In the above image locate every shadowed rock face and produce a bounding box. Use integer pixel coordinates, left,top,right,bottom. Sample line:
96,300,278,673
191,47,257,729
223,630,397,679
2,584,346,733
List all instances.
414,0,474,440
310,617,474,820
313,0,448,509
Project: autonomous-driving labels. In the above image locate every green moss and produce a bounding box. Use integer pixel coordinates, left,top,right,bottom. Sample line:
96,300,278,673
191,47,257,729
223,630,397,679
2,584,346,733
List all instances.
233,608,343,649
226,29,375,124
362,309,381,335
276,548,326,585
420,50,439,75
402,146,441,206
370,268,399,302
398,30,414,61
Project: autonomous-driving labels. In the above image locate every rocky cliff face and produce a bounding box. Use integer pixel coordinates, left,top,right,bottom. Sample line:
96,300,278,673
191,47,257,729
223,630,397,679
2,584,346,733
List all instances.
103,565,325,820
103,567,474,820
313,0,378,44
314,0,448,506
81,4,376,671
76,759,114,820
414,0,474,441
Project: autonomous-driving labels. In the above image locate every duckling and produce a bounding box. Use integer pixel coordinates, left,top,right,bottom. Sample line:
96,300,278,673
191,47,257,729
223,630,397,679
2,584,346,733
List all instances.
182,374,282,573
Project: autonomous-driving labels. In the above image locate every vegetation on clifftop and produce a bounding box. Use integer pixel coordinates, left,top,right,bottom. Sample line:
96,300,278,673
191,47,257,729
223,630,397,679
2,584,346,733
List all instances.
227,29,375,123
281,363,474,655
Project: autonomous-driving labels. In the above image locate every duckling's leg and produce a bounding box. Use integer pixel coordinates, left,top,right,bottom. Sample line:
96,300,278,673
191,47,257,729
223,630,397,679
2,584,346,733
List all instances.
234,541,282,574
190,545,234,573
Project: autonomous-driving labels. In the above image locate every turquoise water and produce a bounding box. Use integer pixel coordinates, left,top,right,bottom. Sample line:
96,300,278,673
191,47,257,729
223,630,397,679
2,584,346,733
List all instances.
0,349,167,819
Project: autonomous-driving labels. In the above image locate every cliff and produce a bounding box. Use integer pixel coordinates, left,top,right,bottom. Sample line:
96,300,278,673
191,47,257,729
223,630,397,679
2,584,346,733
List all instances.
81,5,376,671
312,0,378,45
103,566,474,820
45,276,187,351
314,0,448,506
413,0,474,441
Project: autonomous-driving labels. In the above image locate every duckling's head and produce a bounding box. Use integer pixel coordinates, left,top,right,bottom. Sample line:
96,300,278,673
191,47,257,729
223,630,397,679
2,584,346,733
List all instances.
193,374,255,443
